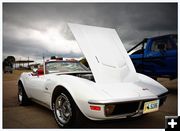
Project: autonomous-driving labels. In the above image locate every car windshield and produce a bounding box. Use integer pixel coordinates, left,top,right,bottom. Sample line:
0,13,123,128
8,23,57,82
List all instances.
45,61,89,74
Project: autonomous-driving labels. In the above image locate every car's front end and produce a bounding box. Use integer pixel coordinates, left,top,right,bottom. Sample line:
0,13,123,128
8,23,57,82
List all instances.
86,92,167,120
73,73,168,121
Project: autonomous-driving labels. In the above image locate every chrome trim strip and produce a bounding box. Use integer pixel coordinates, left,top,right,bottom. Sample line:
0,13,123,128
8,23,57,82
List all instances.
105,112,137,118
137,101,143,113
88,97,157,105
88,91,168,105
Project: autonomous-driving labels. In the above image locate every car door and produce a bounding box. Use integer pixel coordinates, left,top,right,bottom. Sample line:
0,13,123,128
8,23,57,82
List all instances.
25,72,52,106
144,36,177,77
27,75,47,101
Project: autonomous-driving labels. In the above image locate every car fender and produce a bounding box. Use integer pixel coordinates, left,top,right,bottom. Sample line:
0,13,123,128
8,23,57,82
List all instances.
137,73,168,95
18,72,32,97
48,75,110,119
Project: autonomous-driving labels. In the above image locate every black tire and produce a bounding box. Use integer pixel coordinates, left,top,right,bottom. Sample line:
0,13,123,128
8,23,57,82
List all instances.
18,82,30,105
53,91,86,128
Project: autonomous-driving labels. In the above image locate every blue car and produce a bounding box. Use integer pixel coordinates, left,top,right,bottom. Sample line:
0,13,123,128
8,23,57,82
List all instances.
129,34,177,79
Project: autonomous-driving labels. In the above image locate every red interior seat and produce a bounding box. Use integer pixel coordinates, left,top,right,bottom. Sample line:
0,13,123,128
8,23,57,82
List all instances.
37,69,44,75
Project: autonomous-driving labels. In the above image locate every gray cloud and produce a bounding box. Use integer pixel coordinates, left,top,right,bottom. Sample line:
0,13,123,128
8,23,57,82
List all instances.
3,3,177,62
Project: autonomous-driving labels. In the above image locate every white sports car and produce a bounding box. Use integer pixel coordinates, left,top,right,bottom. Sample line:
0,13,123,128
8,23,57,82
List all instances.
18,23,168,127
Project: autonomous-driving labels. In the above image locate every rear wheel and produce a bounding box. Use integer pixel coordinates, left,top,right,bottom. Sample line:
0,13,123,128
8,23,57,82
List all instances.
53,91,86,128
18,82,29,105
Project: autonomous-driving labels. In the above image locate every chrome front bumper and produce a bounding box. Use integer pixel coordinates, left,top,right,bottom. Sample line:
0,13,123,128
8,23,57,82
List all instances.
88,92,168,118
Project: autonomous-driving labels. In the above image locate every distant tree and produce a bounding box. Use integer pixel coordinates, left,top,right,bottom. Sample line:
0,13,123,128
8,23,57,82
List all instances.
3,56,15,69
7,56,15,64
51,56,56,59
3,59,8,69
3,58,13,73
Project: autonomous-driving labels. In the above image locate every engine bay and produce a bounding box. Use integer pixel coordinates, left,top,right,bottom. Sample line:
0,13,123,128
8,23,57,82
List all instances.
75,73,95,82
57,72,95,82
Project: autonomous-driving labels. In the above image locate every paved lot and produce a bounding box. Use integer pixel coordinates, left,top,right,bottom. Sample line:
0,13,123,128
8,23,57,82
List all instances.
3,70,177,128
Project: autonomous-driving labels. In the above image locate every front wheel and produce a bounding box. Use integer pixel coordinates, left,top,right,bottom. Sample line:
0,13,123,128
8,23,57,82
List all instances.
53,91,86,128
18,82,30,105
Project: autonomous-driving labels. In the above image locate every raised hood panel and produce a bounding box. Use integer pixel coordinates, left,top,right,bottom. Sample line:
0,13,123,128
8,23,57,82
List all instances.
68,23,138,84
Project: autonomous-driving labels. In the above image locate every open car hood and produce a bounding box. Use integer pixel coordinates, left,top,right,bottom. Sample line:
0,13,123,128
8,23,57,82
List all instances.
68,23,138,84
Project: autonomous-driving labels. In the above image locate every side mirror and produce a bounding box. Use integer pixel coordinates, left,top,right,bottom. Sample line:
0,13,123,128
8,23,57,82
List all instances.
158,44,165,50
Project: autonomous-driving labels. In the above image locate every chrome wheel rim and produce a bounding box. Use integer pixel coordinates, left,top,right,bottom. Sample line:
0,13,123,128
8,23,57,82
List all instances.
55,94,72,124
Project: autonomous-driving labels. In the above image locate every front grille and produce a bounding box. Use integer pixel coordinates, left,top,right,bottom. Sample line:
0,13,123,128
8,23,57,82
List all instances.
105,93,168,117
107,101,140,116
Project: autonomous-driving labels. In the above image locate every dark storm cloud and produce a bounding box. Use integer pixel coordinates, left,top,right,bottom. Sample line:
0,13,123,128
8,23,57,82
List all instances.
3,36,46,57
3,3,177,62
129,3,177,31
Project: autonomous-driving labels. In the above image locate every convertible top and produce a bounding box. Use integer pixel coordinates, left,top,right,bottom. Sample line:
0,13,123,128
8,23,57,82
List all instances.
68,23,138,83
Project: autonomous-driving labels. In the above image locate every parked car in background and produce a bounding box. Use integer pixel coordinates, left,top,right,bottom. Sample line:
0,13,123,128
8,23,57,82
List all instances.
129,34,177,79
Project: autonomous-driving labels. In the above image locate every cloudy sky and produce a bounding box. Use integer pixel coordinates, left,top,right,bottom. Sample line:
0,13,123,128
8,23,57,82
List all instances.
3,3,177,63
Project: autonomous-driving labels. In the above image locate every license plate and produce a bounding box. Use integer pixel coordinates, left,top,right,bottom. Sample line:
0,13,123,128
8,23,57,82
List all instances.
143,100,159,114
